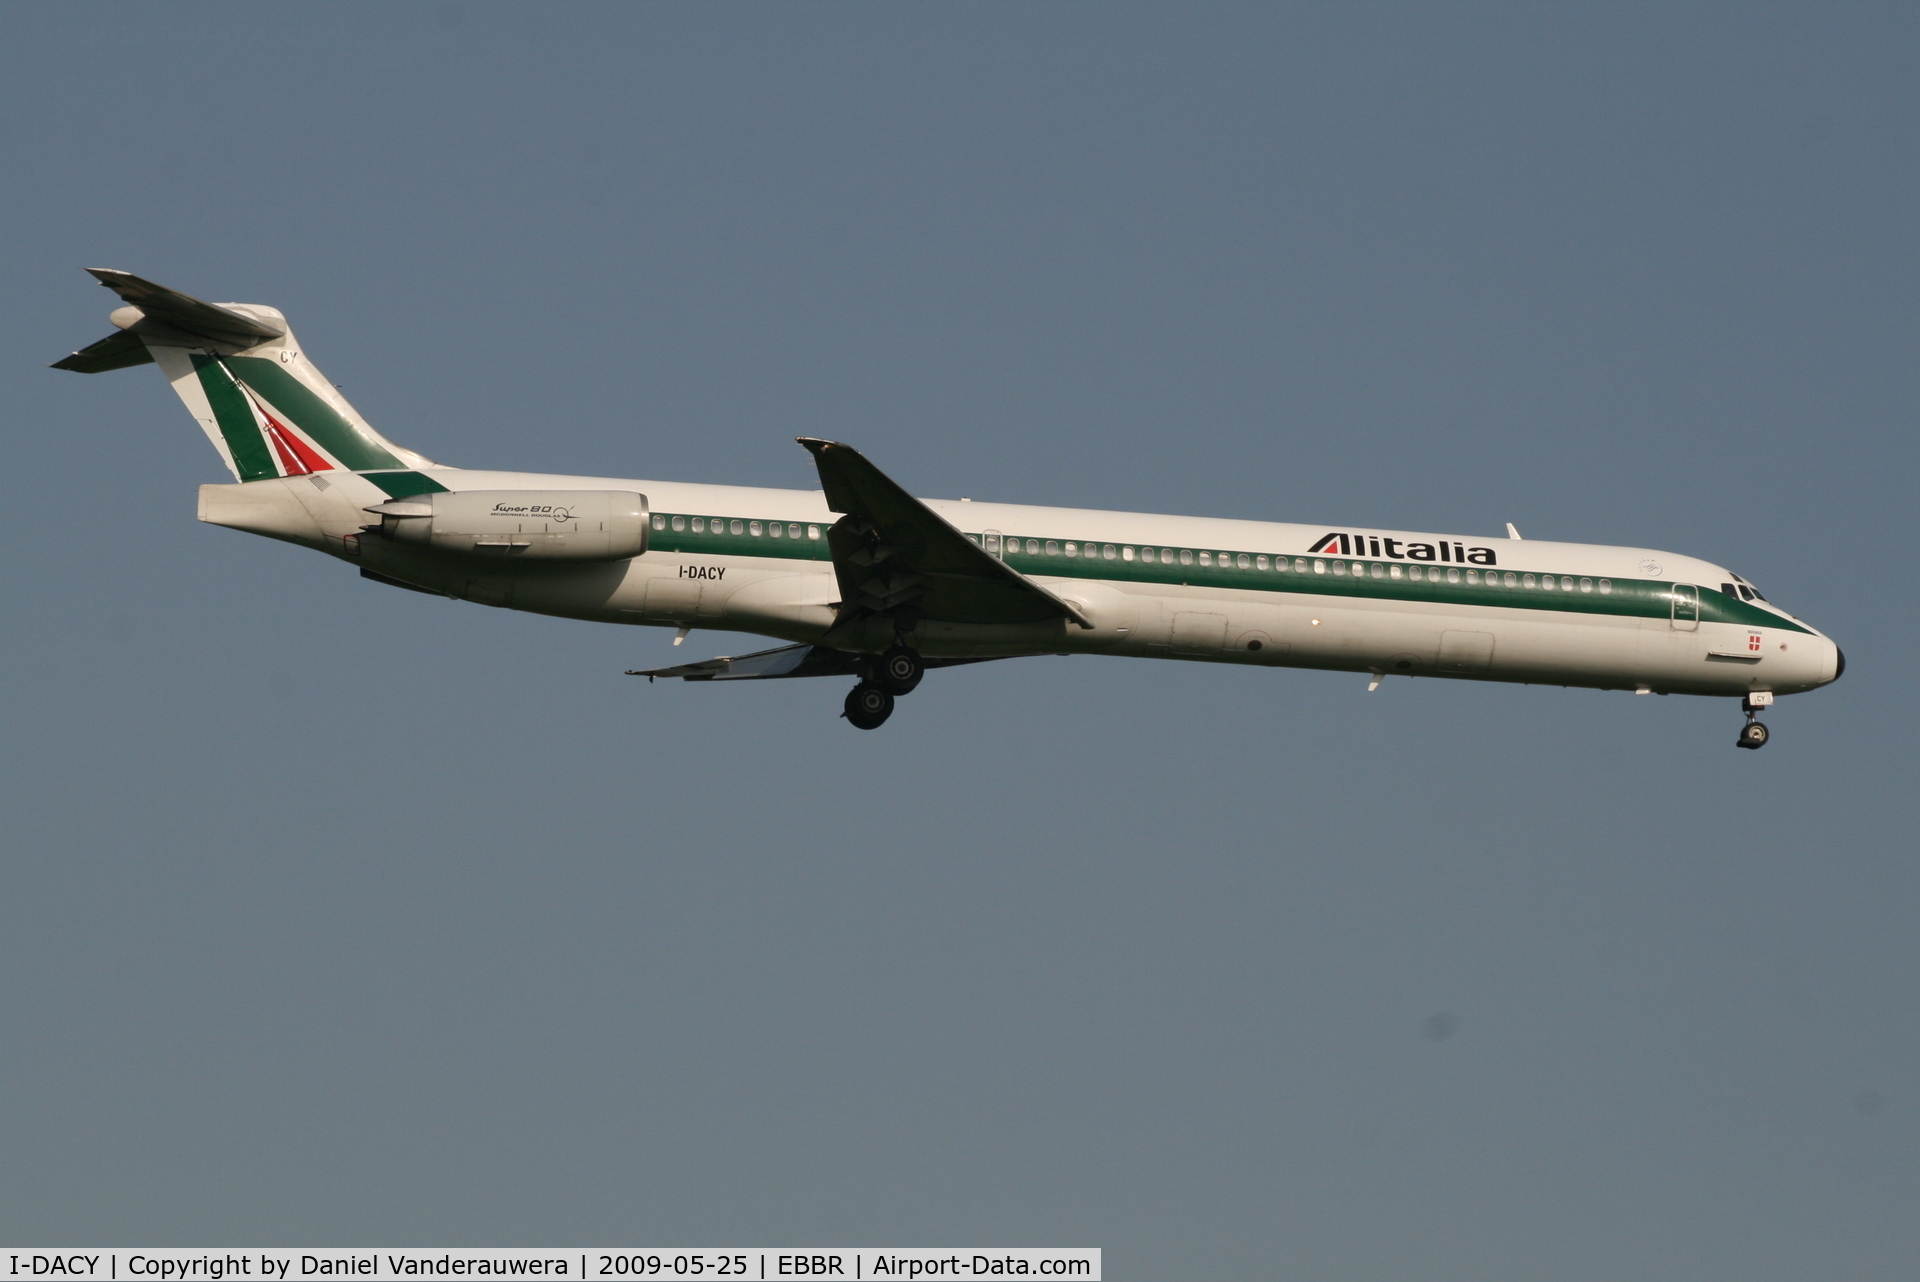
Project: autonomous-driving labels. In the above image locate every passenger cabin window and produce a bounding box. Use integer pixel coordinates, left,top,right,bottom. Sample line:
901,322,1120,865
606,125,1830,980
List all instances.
749,521,762,536
1198,552,1212,566
1580,577,1593,592
1046,540,1059,555
1256,555,1270,570
729,519,742,534
1181,550,1194,566
807,525,821,540
769,522,782,538
652,514,666,530
1598,578,1612,593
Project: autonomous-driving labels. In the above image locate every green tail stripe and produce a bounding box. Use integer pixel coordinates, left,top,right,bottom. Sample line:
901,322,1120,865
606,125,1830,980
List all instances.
363,471,450,498
226,356,403,471
191,355,277,482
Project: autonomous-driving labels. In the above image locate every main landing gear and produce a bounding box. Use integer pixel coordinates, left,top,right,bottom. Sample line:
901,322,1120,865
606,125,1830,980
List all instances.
1736,691,1774,750
842,646,925,730
875,646,924,695
844,682,894,730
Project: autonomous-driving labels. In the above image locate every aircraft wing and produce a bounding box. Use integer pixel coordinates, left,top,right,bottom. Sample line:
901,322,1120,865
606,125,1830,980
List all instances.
796,438,1092,632
628,641,996,682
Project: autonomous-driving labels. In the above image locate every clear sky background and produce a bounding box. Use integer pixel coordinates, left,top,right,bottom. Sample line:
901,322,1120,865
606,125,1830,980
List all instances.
2,4,1915,1277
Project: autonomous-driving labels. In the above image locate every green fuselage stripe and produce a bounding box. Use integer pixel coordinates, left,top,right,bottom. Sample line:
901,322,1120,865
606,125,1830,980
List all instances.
645,513,1813,634
363,471,451,498
191,355,277,482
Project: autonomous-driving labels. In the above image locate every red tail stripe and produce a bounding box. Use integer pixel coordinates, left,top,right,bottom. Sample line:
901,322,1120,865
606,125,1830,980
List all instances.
262,412,334,474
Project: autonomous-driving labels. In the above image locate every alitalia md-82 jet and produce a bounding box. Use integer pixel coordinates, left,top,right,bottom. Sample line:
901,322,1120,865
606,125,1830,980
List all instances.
57,270,1843,746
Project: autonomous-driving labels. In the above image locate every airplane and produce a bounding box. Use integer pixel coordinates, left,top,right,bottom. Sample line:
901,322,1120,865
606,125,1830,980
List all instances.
55,269,1843,747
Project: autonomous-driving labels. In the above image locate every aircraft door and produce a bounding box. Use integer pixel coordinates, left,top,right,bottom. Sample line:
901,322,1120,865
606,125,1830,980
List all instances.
981,529,1004,560
1670,584,1700,631
1170,612,1228,655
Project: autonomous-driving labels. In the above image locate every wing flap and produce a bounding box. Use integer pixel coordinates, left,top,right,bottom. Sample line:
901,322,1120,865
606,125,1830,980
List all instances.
628,643,862,682
627,642,1002,682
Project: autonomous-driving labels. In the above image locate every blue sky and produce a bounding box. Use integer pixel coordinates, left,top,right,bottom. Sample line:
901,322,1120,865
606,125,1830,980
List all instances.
3,5,1915,1277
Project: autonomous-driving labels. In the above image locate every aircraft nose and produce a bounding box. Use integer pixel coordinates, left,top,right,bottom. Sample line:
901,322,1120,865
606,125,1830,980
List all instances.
1834,646,1846,681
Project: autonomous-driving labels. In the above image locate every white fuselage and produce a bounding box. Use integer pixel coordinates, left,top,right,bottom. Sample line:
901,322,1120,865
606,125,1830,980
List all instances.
200,466,1842,700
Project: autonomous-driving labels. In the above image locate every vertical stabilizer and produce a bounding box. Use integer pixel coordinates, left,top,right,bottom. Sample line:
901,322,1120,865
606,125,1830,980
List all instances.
53,269,438,481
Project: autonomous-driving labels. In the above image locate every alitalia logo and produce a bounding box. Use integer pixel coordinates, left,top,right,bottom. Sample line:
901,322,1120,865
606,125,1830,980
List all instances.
1308,532,1498,565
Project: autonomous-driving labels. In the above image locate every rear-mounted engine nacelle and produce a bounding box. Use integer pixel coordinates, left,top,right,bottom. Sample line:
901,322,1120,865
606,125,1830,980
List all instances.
366,490,649,561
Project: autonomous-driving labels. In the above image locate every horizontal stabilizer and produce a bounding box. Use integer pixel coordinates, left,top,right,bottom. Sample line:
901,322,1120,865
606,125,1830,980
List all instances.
82,268,285,345
52,328,154,373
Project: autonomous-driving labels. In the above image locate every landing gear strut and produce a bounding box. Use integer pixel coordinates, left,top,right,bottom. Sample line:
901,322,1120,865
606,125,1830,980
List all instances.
844,682,894,730
1736,692,1773,750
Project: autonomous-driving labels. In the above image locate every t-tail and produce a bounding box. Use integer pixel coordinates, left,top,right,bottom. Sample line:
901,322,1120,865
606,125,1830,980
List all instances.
52,269,437,479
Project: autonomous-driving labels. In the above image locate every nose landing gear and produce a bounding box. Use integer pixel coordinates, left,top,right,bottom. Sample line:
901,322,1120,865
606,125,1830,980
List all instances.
1736,691,1773,750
